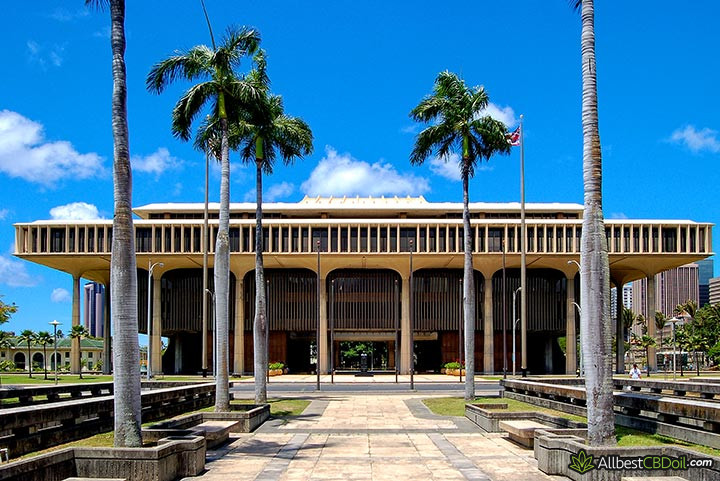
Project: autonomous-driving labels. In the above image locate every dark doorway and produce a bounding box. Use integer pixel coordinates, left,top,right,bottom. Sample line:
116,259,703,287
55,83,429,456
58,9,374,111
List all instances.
287,334,313,374
414,339,441,373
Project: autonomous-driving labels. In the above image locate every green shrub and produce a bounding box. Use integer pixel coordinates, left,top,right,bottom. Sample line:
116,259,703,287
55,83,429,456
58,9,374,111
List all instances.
444,361,462,370
268,362,285,370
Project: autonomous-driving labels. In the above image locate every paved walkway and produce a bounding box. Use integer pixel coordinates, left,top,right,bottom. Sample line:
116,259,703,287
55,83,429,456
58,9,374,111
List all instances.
182,394,566,481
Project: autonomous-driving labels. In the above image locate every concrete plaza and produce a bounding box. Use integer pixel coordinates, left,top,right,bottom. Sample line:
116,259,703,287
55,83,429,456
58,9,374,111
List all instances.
183,390,566,481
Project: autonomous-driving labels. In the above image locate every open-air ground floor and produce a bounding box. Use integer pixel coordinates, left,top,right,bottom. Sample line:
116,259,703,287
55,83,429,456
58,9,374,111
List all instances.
184,393,564,481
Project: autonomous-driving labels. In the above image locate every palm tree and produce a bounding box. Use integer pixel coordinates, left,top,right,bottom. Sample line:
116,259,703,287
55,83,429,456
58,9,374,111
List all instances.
70,325,89,379
572,0,615,446
632,333,657,377
409,71,510,400
198,55,312,403
36,331,54,380
18,330,36,378
621,307,636,341
147,25,260,411
84,0,142,447
654,311,668,348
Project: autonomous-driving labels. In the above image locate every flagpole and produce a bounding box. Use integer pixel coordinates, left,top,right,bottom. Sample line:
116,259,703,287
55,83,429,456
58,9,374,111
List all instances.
519,114,527,377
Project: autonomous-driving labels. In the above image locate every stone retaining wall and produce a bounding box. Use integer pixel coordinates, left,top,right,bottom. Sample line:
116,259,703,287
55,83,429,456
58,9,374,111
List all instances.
535,430,720,481
0,435,205,481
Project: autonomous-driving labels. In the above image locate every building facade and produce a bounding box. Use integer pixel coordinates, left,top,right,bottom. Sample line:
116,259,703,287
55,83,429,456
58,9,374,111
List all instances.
698,259,714,307
1,337,104,372
632,263,700,318
710,277,720,306
83,282,105,338
13,196,714,375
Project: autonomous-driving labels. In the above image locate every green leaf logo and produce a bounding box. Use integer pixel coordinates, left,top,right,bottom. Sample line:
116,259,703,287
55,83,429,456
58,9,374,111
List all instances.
568,449,596,474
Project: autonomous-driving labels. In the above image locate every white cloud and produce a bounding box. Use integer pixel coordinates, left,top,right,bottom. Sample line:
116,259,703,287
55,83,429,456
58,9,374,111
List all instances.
50,202,102,220
400,125,420,135
50,288,71,303
131,148,183,176
478,102,517,127
265,182,295,202
0,256,40,287
49,8,89,22
0,209,8,221
429,153,493,182
301,147,430,197
669,125,720,153
0,110,105,186
429,154,462,182
172,183,183,196
609,212,628,219
27,41,65,68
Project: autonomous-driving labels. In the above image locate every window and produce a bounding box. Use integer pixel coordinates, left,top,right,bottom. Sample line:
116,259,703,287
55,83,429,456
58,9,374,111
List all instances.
399,228,416,252
359,227,368,251
230,228,240,252
312,228,328,252
488,228,503,252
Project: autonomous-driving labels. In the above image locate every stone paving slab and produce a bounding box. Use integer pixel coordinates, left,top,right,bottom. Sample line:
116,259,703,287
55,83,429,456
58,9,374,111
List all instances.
180,394,567,481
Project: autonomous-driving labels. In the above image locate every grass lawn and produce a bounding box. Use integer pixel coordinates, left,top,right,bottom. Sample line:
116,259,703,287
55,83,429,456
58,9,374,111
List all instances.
616,427,720,457
422,396,585,423
1,374,113,385
14,431,116,461
423,397,720,457
194,398,310,418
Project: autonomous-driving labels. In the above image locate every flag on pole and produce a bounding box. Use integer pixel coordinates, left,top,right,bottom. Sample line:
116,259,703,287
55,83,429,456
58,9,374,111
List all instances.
507,126,521,146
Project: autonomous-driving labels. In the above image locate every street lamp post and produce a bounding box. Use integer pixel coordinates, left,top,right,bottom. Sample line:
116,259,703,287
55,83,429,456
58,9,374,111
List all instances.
316,240,321,391
50,320,60,385
205,289,216,376
567,260,582,377
512,287,521,376
572,302,583,377
409,239,414,390
670,315,687,381
147,261,164,380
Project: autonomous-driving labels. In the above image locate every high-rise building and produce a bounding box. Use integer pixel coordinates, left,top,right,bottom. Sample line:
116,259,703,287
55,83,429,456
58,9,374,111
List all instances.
698,258,714,307
632,263,699,318
622,285,633,310
83,282,105,338
710,277,720,306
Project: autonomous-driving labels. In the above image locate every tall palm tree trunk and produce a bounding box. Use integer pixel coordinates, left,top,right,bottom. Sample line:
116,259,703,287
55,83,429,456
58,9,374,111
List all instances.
254,145,268,404
462,162,476,400
214,111,231,411
27,344,32,378
108,0,142,447
579,0,615,446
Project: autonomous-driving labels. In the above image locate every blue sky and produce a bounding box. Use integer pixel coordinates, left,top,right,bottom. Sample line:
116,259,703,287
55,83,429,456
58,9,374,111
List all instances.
1,1,718,334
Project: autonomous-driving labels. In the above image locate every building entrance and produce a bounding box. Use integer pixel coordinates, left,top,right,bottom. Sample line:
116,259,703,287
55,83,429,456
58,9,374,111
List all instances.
334,341,395,371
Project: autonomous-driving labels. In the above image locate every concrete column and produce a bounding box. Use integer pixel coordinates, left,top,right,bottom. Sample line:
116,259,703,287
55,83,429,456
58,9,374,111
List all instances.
483,278,494,374
103,282,111,374
565,276,577,374
318,278,328,373
151,277,162,375
233,279,244,375
646,274,657,371
401,277,411,374
615,280,626,374
71,275,81,374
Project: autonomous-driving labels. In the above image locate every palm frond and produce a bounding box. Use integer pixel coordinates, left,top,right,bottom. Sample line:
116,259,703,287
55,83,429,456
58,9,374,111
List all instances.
171,81,217,140
570,0,583,12
146,46,214,93
84,0,108,10
215,26,260,71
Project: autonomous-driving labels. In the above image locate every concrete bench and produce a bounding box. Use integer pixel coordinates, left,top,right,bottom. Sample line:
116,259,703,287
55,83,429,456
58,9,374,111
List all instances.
621,477,688,481
62,478,127,481
190,420,239,449
499,420,551,448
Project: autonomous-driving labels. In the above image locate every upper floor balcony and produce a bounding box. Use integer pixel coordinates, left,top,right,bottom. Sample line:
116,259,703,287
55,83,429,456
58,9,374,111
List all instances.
14,218,713,257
